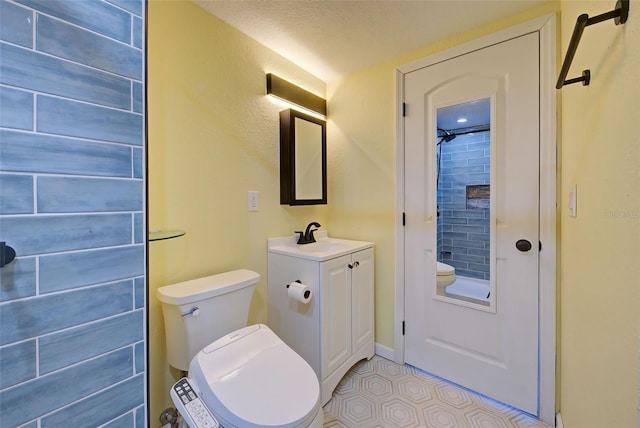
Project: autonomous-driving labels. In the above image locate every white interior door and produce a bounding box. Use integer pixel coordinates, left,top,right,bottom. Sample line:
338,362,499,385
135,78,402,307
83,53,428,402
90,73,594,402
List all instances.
403,33,540,414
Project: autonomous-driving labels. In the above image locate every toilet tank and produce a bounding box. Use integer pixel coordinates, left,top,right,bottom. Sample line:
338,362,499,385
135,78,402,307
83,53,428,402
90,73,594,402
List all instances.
157,269,260,371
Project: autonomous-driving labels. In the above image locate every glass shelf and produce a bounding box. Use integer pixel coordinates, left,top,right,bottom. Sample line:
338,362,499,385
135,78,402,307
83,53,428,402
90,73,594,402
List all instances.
148,229,186,242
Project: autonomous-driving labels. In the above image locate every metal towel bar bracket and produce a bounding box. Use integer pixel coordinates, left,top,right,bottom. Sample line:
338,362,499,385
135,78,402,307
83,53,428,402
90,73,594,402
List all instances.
556,0,629,89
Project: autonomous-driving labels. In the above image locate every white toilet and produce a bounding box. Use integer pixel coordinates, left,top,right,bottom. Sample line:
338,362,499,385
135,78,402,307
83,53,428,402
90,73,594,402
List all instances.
157,269,323,428
437,262,456,292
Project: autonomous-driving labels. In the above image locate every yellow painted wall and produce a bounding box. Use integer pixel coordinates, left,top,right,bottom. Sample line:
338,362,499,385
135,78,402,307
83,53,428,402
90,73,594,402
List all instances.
558,0,640,426
147,0,327,421
327,1,561,350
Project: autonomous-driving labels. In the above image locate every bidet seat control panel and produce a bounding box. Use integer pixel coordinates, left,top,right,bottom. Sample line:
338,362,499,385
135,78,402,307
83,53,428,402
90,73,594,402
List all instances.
171,378,219,428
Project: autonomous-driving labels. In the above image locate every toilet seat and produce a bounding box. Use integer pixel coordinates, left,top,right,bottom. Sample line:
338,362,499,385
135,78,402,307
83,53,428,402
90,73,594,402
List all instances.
189,324,321,428
437,262,455,276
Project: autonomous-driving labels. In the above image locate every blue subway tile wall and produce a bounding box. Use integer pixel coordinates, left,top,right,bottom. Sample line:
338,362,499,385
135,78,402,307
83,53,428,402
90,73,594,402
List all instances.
0,130,134,177
0,86,33,130
437,131,491,280
0,174,33,214
1,44,133,109
0,0,33,48
0,0,146,426
0,257,36,302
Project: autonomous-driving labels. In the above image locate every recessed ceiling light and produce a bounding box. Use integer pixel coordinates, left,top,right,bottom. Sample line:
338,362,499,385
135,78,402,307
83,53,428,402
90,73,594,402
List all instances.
457,118,468,123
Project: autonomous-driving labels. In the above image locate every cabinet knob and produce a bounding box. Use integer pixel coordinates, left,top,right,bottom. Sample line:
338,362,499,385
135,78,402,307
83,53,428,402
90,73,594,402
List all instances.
348,261,360,269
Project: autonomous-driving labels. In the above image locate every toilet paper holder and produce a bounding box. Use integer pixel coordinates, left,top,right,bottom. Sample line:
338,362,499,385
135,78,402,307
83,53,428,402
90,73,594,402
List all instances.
286,280,312,301
285,280,302,289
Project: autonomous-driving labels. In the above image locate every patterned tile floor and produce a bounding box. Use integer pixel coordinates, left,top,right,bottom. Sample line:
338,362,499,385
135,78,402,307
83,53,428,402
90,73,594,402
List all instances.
323,356,552,428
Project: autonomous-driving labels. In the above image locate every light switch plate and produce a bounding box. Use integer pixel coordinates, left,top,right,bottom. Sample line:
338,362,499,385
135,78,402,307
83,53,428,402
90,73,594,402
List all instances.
248,191,259,212
568,184,577,218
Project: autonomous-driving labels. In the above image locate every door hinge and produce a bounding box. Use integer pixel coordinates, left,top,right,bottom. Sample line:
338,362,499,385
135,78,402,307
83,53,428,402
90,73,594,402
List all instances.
402,212,406,226
402,321,405,336
539,241,542,251
402,103,407,117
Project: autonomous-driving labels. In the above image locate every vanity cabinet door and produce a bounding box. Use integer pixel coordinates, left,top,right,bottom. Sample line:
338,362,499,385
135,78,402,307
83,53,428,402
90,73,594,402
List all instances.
351,248,374,353
320,254,352,380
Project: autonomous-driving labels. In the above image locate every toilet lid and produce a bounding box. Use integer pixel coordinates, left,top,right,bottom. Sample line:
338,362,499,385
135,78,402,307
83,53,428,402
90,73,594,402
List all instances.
437,262,455,276
189,324,320,428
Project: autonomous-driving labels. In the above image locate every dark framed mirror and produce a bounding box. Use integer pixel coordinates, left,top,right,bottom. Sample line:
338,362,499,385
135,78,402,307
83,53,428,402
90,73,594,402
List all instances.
280,109,327,205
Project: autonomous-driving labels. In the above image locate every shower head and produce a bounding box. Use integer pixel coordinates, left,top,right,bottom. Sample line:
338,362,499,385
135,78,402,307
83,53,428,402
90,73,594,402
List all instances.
437,128,457,145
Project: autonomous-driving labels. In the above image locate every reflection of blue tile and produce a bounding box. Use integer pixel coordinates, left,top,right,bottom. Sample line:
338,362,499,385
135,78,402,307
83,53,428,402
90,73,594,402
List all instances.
0,348,133,427
135,341,144,373
106,0,143,17
135,406,145,427
42,375,143,428
468,262,490,273
37,96,142,145
40,246,143,293
40,311,143,374
134,213,143,244
0,130,132,177
38,177,142,212
134,279,147,310
467,232,490,242
0,281,132,345
1,214,132,256
0,86,33,130
0,174,33,214
0,340,36,388
0,1,33,47
468,157,489,166
442,231,468,240
457,269,484,279
468,218,490,226
133,16,143,48
452,253,485,264
468,248,488,257
103,412,134,428
0,44,131,109
37,15,142,80
452,165,484,174
15,0,131,43
133,147,143,178
451,239,485,249
450,150,485,160
132,81,143,113
0,257,36,302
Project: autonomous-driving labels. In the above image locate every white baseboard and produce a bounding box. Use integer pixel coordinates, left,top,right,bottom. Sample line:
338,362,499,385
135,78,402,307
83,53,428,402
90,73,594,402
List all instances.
375,343,395,361
555,412,563,428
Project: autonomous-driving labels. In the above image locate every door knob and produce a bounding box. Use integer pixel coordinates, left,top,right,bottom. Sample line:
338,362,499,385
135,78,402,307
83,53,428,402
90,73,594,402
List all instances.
515,239,532,252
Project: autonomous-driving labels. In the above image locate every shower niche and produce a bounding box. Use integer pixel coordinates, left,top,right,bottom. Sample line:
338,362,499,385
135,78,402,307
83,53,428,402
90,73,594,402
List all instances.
435,98,493,307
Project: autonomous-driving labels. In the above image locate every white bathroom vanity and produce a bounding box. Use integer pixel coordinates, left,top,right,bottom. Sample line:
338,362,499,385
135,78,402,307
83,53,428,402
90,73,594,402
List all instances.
267,232,375,405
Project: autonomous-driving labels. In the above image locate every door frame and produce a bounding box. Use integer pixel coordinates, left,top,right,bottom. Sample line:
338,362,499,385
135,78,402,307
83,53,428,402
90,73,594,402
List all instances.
394,15,556,424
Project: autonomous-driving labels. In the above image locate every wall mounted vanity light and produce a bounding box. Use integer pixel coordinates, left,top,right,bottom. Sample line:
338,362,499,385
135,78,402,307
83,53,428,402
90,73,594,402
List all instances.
266,73,327,117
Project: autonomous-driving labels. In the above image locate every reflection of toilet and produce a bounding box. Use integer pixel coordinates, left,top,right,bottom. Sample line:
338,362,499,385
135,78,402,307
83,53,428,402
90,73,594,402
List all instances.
437,262,456,292
158,270,323,428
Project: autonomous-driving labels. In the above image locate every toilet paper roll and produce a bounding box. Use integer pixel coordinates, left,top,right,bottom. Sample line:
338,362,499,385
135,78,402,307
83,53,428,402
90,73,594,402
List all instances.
288,281,313,304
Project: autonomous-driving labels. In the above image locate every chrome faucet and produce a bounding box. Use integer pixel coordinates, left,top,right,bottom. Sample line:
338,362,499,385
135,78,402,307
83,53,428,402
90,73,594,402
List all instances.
295,222,321,245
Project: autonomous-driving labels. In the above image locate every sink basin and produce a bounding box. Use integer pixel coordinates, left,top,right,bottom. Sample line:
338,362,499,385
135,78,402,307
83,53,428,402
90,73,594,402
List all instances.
268,231,374,261
295,241,350,254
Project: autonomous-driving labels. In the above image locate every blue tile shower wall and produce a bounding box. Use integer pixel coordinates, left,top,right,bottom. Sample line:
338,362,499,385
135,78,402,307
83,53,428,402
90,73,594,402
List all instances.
0,1,146,427
437,131,491,280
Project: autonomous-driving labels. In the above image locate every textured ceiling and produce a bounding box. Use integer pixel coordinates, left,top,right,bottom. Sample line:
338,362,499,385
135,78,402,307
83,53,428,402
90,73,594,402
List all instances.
194,0,545,82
